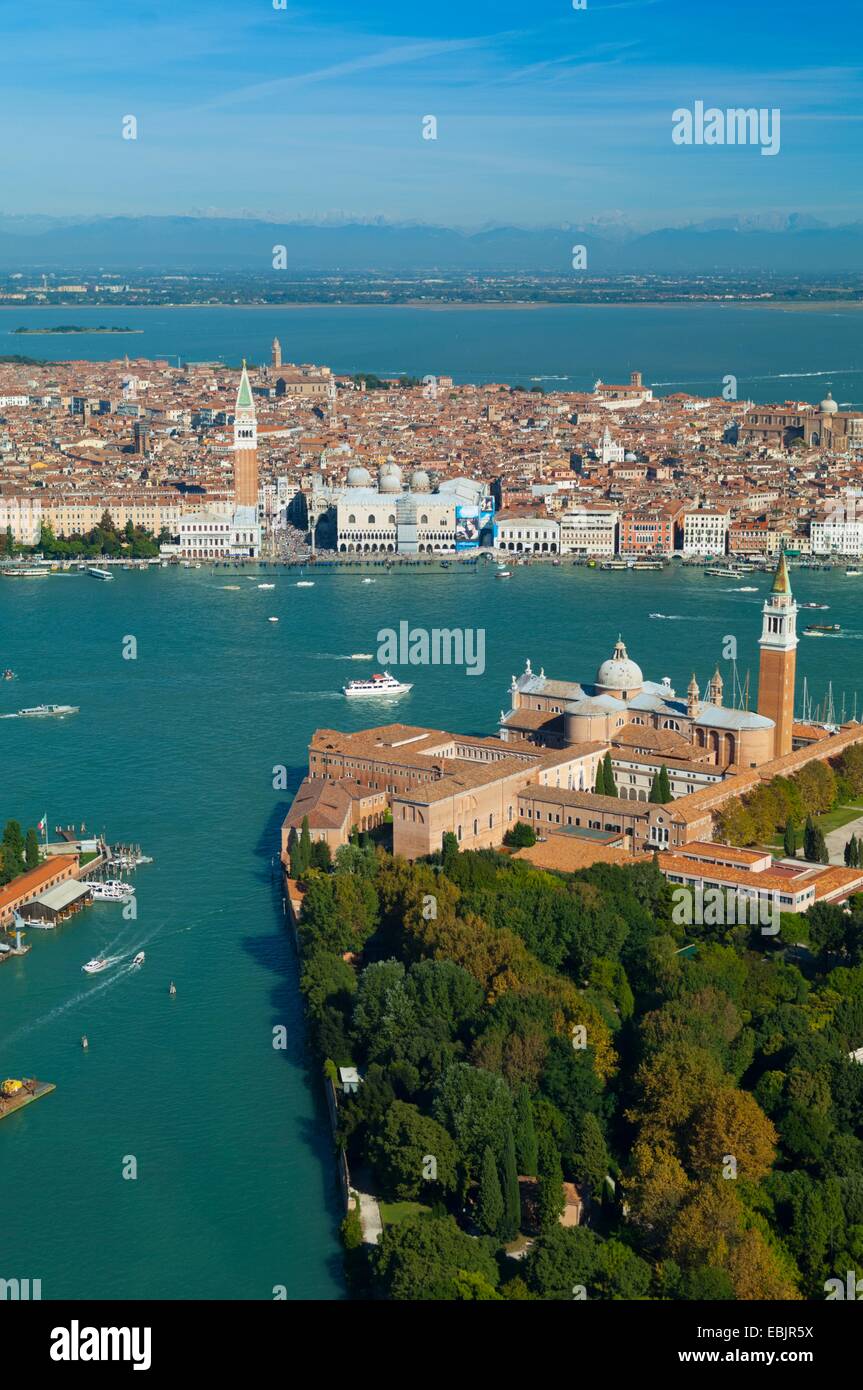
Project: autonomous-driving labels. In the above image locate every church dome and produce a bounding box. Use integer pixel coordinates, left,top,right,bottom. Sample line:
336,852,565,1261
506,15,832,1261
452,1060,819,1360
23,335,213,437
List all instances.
346,465,372,487
820,392,838,414
595,637,643,692
378,462,403,493
410,469,431,492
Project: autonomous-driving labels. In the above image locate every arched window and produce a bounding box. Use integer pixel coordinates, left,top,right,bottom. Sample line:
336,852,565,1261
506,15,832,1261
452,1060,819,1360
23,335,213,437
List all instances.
388,515,395,524
473,819,478,835
420,514,428,524
348,513,356,524
367,514,376,524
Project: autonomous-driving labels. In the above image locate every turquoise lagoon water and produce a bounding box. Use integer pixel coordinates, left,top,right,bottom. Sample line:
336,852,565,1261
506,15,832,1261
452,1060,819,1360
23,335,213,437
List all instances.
1,562,862,1298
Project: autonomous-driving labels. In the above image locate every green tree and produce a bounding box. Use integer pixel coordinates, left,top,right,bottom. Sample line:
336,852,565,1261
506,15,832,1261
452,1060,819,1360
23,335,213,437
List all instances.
602,751,617,798
310,838,332,871
503,821,536,848
594,761,606,795
477,1145,504,1237
514,1084,539,1177
374,1213,499,1300
536,1130,565,1233
500,1125,521,1241
2,820,25,879
441,831,459,874
24,826,40,871
784,817,798,858
572,1112,609,1196
657,765,672,803
298,815,312,874
524,1225,599,1300
369,1101,458,1200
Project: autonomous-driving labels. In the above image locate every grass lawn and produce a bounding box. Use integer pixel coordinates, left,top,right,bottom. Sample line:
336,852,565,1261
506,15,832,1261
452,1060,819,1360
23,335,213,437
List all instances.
78,851,99,866
379,1201,432,1227
816,805,863,836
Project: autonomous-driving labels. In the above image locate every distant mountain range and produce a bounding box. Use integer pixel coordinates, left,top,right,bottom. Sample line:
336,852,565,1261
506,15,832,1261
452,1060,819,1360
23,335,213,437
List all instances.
1,215,863,274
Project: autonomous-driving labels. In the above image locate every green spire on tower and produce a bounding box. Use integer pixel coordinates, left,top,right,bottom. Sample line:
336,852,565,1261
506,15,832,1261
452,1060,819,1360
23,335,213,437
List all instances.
236,359,254,412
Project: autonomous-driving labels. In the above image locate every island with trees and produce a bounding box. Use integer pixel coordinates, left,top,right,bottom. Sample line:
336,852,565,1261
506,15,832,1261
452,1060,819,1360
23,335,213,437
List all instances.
287,818,863,1301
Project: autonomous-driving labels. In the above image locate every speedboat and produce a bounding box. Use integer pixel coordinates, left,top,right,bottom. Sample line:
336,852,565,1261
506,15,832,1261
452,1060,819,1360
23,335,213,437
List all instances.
17,704,79,717
296,581,314,588
132,952,145,967
800,602,829,610
258,583,275,590
343,671,412,698
82,958,109,974
268,616,279,623
495,568,512,579
2,669,16,680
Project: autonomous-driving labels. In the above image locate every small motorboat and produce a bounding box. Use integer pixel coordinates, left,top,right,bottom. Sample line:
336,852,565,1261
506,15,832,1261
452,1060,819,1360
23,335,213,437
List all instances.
132,952,145,967
82,958,109,975
81,1035,89,1049
2,669,16,681
495,568,512,579
268,616,279,623
82,879,135,901
296,581,314,588
258,583,275,590
169,981,177,996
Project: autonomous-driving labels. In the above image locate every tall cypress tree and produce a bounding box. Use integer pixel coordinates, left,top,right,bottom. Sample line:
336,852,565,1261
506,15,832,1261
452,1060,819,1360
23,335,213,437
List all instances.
499,1125,521,1241
784,817,798,858
536,1132,564,1234
657,765,672,803
25,827,40,870
602,751,617,798
514,1085,538,1177
299,815,312,874
648,770,662,803
477,1145,503,1237
594,761,606,795
804,814,817,863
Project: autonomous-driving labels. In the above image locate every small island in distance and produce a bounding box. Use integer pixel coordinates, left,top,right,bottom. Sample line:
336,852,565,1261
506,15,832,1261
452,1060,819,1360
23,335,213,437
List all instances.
12,324,140,335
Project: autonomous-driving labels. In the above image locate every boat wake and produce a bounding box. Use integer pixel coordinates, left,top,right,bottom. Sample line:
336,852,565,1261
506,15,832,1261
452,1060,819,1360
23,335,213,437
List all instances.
310,653,375,661
2,959,139,1047
649,613,686,620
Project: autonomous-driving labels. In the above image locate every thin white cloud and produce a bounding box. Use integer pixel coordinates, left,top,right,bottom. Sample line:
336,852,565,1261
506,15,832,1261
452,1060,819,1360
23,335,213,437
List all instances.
192,36,498,112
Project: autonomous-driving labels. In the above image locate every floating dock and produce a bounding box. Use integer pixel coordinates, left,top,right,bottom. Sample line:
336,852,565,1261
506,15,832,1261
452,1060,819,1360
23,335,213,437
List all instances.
0,1078,56,1120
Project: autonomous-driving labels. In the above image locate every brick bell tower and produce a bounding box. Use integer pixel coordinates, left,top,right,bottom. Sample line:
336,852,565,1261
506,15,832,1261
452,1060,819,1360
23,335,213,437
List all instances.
757,550,798,758
233,359,259,510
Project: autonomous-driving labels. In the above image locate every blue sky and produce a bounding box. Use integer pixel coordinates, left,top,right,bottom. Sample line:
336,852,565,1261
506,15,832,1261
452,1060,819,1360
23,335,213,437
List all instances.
1,0,860,226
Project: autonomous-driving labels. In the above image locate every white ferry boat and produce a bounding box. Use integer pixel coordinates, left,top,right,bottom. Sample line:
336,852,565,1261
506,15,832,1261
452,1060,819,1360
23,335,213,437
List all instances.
17,703,79,718
1,566,50,578
343,671,412,699
82,958,109,975
82,880,135,901
87,567,114,581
